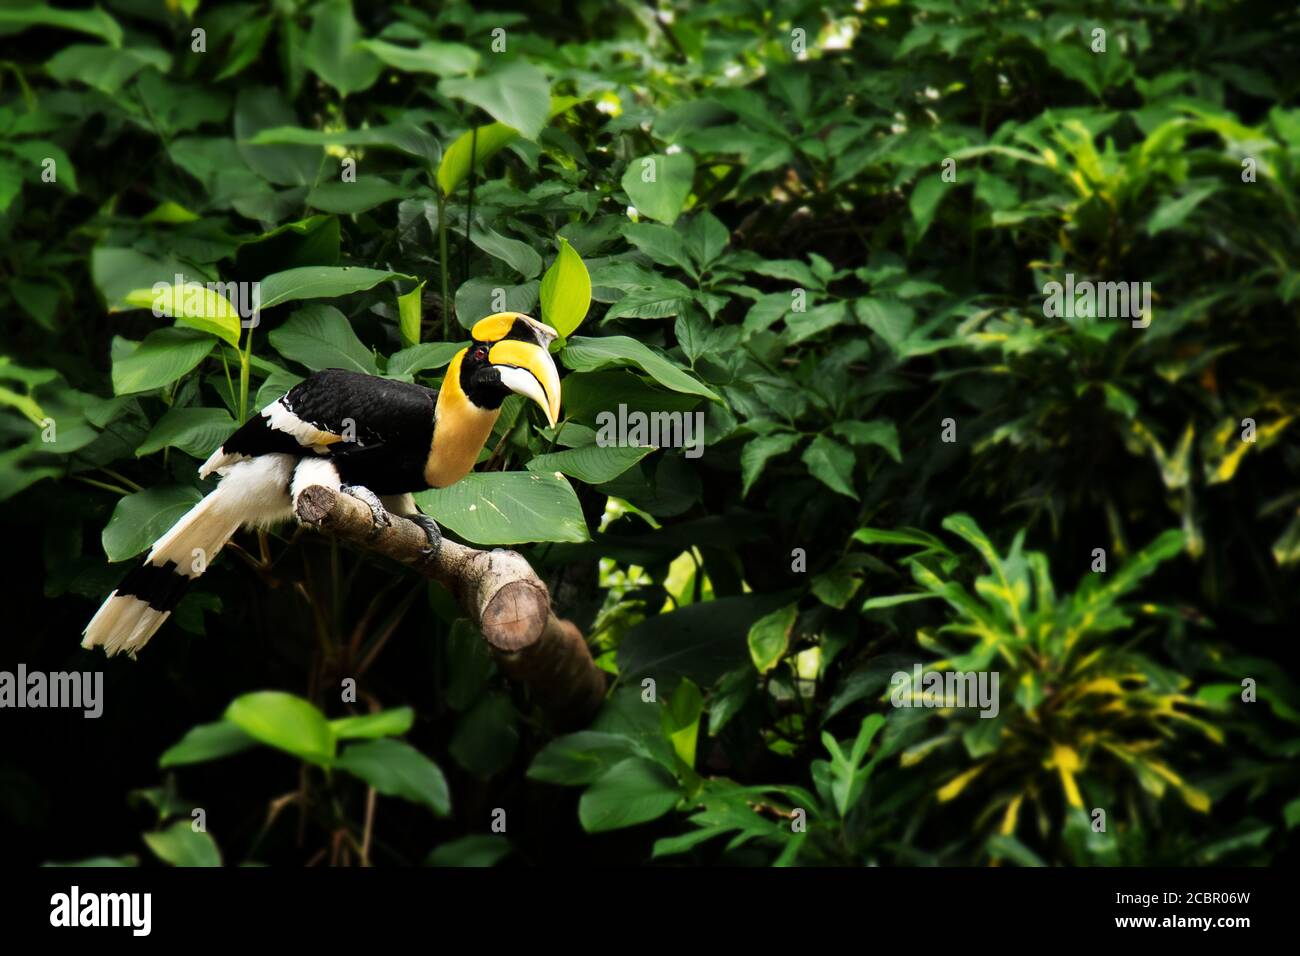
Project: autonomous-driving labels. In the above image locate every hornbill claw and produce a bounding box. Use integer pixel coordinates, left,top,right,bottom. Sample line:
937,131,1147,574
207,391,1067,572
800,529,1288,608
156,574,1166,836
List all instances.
341,484,390,539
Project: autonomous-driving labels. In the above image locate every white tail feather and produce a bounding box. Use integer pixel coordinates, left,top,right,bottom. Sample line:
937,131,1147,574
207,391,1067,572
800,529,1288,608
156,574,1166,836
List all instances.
82,454,297,657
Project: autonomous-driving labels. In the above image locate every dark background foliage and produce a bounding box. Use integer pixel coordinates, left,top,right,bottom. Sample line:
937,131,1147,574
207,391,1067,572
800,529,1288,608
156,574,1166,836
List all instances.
1,0,1298,867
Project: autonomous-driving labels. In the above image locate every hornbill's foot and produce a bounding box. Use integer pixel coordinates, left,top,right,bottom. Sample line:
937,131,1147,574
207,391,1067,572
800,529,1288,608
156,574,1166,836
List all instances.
341,484,390,539
408,513,442,560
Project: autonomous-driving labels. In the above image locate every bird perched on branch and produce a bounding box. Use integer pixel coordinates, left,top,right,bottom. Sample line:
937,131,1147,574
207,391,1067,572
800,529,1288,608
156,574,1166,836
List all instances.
83,312,562,658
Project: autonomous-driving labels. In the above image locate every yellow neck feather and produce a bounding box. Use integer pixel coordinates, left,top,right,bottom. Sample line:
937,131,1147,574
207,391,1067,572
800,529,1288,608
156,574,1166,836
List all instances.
424,349,500,488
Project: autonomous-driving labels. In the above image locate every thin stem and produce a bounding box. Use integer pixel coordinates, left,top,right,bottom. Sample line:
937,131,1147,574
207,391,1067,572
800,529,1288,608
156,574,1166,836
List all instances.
438,191,451,340
239,324,253,423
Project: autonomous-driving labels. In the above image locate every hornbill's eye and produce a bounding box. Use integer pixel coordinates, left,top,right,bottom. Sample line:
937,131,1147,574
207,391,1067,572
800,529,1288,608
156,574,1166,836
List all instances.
473,345,488,361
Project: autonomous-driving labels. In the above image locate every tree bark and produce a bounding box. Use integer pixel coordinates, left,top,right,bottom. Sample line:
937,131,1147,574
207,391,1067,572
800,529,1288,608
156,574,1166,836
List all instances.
293,484,606,728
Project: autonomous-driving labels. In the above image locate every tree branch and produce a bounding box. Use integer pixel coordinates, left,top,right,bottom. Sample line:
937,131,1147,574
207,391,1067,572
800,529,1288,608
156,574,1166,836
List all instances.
293,484,607,728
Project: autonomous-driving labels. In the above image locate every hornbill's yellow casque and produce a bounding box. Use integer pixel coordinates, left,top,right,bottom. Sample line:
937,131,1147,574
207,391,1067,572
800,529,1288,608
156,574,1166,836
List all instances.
82,312,562,658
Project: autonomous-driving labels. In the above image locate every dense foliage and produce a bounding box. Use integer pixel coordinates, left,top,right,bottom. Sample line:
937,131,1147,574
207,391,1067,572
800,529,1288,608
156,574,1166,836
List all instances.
2,0,1298,867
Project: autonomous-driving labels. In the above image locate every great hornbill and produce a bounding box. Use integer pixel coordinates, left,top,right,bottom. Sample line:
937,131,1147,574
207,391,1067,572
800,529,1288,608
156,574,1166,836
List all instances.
83,312,562,657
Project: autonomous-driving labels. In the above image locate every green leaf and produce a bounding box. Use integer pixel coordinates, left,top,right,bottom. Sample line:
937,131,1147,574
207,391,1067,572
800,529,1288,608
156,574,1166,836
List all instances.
159,721,257,767
802,434,858,499
619,592,793,685
426,835,512,867
385,342,461,381
398,280,424,348
306,178,408,214
562,335,719,401
469,222,543,278
136,407,237,460
46,44,169,94
111,329,215,395
235,86,317,186
117,283,242,346
439,60,550,140
661,678,703,769
622,153,696,225
448,693,519,778
622,222,694,274
740,432,801,497
528,731,641,786
250,123,440,163
142,821,221,867
578,757,681,833
224,691,336,766
909,174,948,239
268,304,378,374
436,96,580,196
336,738,451,816
329,707,414,740
0,5,123,46
525,444,654,484
1147,184,1218,236
412,472,589,545
360,39,478,76
832,419,901,462
539,237,591,338
748,603,797,673
258,266,411,310
302,0,382,97
102,485,203,562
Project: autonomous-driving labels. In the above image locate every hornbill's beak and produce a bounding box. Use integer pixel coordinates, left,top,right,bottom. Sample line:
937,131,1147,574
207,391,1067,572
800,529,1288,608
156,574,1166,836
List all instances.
473,313,562,428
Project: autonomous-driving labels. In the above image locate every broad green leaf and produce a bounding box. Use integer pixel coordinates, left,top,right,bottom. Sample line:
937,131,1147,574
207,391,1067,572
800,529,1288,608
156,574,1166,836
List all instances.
622,222,694,274
0,5,123,46
436,96,580,196
136,407,237,459
527,731,641,786
258,266,412,310
470,222,543,278
437,121,520,197
117,283,242,346
336,738,451,816
525,444,654,484
360,39,478,76
802,434,858,499
307,178,408,214
250,123,440,163
622,153,695,225
398,280,424,348
539,237,591,338
910,174,948,239
661,679,703,769
46,44,169,94
618,592,793,685
224,691,336,766
159,721,256,767
102,485,203,562
748,603,797,673
578,757,681,833
234,86,317,186
454,277,539,330
448,693,519,778
268,304,377,373
302,0,381,97
439,60,550,140
142,821,221,867
562,335,719,401
111,329,215,395
329,707,414,740
386,341,461,380
412,472,589,545
425,835,512,867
